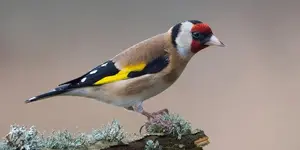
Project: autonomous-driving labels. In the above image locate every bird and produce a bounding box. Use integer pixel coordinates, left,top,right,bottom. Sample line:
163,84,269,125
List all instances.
25,20,225,120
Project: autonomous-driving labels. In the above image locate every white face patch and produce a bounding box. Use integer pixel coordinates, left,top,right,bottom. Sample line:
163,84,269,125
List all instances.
175,21,194,58
81,77,87,82
89,70,97,74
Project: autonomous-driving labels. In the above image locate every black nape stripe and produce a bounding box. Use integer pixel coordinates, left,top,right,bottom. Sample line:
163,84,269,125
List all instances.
188,20,202,24
171,23,181,48
128,55,169,78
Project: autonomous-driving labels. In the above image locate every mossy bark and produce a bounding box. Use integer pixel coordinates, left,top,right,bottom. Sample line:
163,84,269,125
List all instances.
88,130,209,150
2,115,209,150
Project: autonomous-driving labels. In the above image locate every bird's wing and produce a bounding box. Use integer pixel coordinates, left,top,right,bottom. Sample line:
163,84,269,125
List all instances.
59,33,171,89
58,55,169,89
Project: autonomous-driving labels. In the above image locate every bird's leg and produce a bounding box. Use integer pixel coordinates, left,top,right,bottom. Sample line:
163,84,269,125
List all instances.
124,103,152,118
131,102,169,120
129,102,173,134
129,102,153,119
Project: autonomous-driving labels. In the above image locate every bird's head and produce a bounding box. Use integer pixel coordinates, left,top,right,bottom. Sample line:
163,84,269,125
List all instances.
170,20,225,57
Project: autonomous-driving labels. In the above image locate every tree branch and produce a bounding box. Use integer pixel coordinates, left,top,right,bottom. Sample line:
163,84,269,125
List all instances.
1,113,210,150
100,130,209,150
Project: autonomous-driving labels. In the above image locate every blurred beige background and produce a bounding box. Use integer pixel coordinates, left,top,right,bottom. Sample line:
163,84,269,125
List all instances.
1,0,300,149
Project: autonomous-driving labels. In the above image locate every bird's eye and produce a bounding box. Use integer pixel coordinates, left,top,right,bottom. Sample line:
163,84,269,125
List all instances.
192,32,204,40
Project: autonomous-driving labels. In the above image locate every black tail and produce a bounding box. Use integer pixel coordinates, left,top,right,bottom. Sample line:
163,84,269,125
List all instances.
25,85,71,103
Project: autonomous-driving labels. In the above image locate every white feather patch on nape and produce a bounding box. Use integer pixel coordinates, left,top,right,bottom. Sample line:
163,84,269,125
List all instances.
175,21,194,58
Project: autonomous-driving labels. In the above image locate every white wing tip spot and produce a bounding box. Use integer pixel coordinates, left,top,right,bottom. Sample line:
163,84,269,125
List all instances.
101,63,108,67
28,97,36,101
89,70,97,74
81,77,87,82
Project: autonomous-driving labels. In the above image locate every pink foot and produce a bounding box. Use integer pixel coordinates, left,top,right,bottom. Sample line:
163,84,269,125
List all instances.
139,109,172,134
151,108,169,117
142,108,169,120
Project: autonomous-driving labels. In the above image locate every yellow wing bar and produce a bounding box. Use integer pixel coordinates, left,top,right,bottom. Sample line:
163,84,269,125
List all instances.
93,63,146,85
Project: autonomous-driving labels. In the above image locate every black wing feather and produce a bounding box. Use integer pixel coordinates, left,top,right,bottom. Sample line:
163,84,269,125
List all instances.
58,60,120,88
128,55,169,78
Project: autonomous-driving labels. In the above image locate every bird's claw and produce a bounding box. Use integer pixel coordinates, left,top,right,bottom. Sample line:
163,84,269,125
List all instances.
146,108,169,120
139,108,171,134
150,108,169,116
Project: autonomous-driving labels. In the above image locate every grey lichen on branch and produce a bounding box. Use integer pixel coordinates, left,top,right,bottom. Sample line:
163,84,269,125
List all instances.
0,113,209,150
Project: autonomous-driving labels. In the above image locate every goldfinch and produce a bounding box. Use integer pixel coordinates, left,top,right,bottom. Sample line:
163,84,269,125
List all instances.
25,20,225,119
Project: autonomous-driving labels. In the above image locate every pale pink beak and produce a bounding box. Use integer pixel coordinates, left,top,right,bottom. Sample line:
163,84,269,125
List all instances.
204,35,225,47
